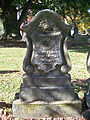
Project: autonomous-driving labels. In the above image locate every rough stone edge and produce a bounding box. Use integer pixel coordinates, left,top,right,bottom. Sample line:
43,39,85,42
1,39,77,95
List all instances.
13,99,81,105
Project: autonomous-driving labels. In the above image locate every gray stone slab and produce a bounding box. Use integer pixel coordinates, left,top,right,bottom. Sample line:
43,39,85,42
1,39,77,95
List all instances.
13,99,82,118
23,74,72,87
88,79,90,94
19,85,78,103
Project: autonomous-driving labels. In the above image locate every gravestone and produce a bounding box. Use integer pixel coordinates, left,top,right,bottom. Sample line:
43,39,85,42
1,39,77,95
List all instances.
13,9,82,118
83,50,90,119
86,51,90,108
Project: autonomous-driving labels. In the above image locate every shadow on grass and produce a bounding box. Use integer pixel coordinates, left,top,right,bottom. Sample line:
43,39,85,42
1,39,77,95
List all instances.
69,47,90,53
68,42,90,53
0,38,26,48
0,70,20,74
0,102,12,108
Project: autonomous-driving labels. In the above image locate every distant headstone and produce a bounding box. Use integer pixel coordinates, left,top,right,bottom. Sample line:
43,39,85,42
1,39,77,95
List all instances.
87,29,90,36
83,51,90,119
13,9,82,118
74,33,81,43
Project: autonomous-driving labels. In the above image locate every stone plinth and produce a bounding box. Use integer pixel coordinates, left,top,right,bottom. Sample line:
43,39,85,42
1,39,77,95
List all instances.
19,74,78,103
23,74,72,87
13,99,82,118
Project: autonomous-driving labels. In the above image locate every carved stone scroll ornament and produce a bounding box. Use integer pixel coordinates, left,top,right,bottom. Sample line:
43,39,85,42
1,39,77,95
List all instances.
22,9,71,75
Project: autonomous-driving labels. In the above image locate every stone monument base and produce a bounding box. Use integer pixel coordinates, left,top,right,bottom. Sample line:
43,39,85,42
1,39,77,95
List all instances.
19,74,79,102
13,99,82,118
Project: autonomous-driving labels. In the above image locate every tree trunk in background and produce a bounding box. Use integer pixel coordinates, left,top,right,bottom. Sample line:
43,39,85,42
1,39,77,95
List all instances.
0,0,32,39
71,25,78,38
2,7,21,38
74,25,78,34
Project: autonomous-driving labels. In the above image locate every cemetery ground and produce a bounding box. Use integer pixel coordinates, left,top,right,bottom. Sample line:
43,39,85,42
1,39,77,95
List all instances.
0,38,90,119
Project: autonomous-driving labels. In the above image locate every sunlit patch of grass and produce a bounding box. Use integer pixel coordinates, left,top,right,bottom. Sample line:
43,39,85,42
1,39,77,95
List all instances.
69,49,90,81
69,48,90,99
0,48,26,103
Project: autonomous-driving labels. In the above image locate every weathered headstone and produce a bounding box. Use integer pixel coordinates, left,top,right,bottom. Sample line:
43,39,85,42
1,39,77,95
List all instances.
13,9,82,118
83,50,90,119
86,51,90,108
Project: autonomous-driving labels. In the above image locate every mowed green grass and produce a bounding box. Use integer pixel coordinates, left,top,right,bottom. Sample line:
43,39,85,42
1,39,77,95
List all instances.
69,48,90,81
0,47,90,103
0,48,26,103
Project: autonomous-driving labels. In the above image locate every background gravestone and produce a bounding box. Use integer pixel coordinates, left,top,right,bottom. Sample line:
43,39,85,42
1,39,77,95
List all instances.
86,51,90,108
74,33,81,43
13,9,82,118
83,50,90,119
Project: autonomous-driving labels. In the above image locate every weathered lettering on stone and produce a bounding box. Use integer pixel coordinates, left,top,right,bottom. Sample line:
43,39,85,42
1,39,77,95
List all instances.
31,33,63,72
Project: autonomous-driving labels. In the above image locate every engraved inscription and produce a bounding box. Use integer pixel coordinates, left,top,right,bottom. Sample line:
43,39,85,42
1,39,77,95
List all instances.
31,33,63,72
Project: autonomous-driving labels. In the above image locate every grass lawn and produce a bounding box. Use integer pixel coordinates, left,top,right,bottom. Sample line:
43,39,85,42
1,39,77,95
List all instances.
0,48,26,103
0,45,90,103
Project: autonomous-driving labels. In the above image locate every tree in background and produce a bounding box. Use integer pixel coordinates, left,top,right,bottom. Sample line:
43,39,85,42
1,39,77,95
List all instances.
0,0,32,38
31,0,89,35
60,0,90,35
0,0,89,39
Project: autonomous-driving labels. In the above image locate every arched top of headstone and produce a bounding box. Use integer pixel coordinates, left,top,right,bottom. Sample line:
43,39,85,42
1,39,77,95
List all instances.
22,9,70,35
23,9,71,74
